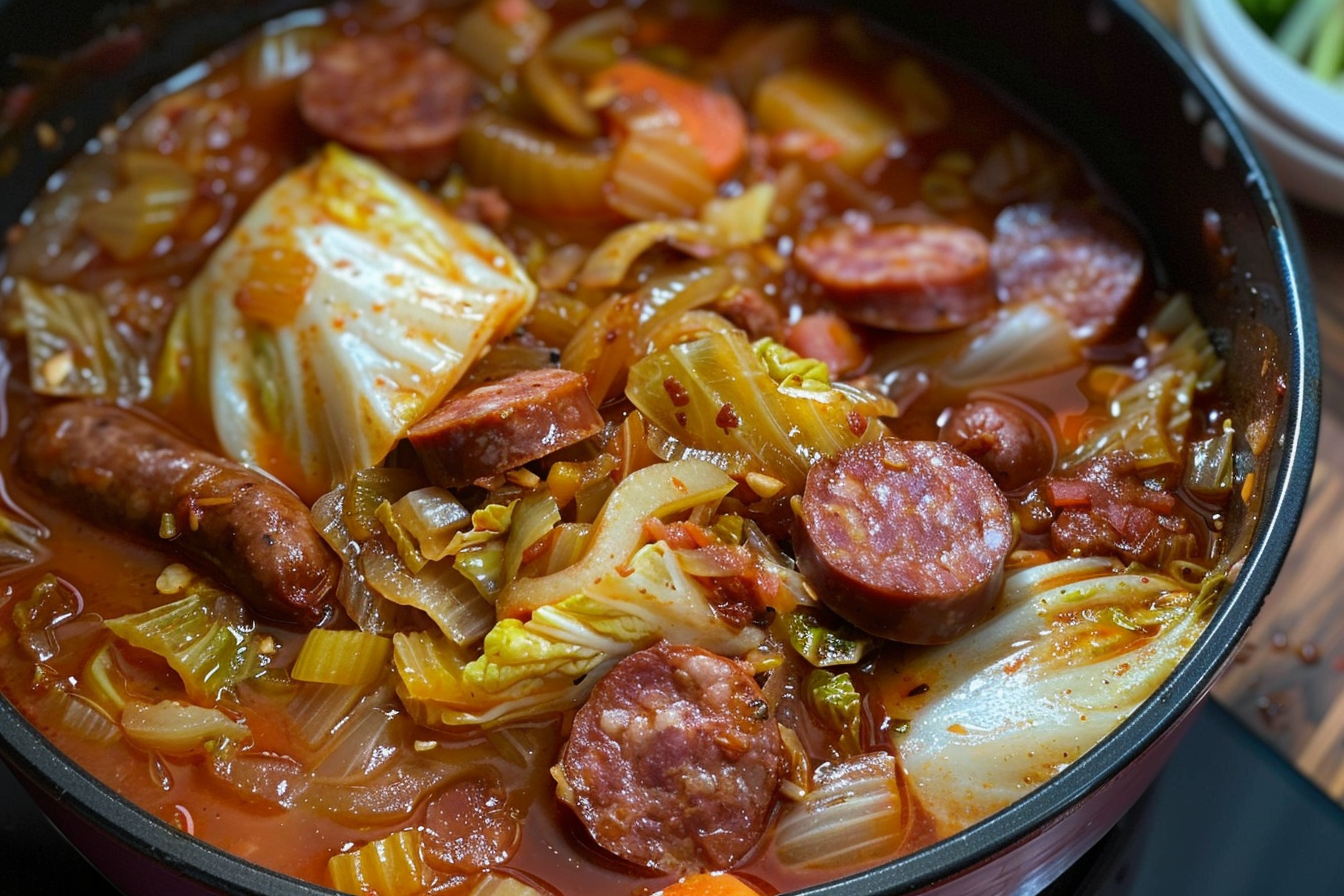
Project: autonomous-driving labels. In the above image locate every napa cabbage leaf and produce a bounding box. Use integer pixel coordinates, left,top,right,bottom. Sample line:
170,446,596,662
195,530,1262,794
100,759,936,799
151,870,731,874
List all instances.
883,556,1212,836
159,144,535,500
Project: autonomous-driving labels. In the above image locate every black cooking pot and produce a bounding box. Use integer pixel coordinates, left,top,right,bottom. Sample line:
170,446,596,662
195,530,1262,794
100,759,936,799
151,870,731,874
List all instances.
0,1,1321,894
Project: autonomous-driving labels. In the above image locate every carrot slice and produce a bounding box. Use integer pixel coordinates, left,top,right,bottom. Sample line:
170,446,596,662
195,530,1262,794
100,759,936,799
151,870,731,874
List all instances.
659,872,761,896
785,311,868,378
591,58,747,181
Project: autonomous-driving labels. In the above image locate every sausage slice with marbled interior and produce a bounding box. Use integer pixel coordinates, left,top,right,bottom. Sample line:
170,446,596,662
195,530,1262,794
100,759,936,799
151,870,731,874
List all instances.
554,642,785,875
794,439,1014,644
298,34,476,181
794,221,996,332
990,202,1145,342
18,401,338,624
408,367,604,488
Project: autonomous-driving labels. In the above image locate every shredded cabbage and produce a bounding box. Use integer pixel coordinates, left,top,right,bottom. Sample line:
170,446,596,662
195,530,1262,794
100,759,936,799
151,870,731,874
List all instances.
1065,296,1222,477
884,556,1211,836
17,278,147,400
105,573,269,704
160,144,536,500
626,330,893,494
396,542,765,728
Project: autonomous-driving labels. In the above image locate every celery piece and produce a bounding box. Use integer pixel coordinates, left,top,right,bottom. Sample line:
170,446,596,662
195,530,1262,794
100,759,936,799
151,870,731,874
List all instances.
1275,0,1339,61
1308,3,1344,81
327,829,426,896
291,629,393,687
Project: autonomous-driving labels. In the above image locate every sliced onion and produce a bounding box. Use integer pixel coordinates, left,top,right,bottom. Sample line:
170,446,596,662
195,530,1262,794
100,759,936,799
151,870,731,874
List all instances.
312,703,403,782
577,219,722,289
773,753,908,870
121,699,252,755
207,748,308,810
546,8,635,73
361,539,495,647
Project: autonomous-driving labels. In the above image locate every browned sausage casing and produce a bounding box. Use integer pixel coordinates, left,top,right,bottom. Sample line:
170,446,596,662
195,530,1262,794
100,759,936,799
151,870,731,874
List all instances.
555,642,785,875
408,368,604,488
795,439,1014,644
939,398,1054,492
19,401,338,625
990,202,1145,342
794,222,996,332
298,34,476,181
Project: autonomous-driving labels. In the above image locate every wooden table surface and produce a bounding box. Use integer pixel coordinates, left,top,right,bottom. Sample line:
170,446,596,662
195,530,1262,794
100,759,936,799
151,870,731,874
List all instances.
1210,207,1344,799
1134,0,1344,808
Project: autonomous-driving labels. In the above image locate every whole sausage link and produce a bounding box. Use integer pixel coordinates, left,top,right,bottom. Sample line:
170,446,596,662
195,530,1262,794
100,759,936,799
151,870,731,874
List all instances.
19,401,338,624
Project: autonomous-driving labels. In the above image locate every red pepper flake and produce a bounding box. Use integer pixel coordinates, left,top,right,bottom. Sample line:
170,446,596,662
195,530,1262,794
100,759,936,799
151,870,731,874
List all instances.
906,683,930,697
663,376,691,407
675,411,688,427
847,410,869,437
716,402,740,433
604,329,619,344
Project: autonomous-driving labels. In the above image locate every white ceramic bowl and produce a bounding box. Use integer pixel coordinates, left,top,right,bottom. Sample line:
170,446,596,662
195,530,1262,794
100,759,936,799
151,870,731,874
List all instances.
1181,0,1344,214
1186,0,1344,156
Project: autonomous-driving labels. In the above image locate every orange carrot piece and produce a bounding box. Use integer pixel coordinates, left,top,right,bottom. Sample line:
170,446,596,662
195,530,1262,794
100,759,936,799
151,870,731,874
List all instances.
785,311,868,378
659,872,762,896
591,58,747,181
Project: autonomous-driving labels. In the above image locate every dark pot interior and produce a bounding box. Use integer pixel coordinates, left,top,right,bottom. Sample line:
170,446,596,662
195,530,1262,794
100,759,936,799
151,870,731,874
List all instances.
0,1,1321,894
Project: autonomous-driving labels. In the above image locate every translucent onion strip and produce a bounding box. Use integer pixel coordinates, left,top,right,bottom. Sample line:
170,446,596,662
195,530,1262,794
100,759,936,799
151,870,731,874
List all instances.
360,539,495,647
497,459,736,617
121,699,252,755
546,8,635,73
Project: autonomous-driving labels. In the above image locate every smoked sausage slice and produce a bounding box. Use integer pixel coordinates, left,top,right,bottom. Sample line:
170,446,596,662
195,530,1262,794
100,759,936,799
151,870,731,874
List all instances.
795,439,1013,644
939,398,1054,492
555,642,784,875
18,401,338,624
990,202,1144,342
794,221,995,332
408,368,604,488
298,34,476,181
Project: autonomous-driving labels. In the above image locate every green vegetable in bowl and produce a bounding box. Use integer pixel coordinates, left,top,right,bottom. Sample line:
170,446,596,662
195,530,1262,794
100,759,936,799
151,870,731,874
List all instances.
1237,0,1297,32
1241,0,1344,86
